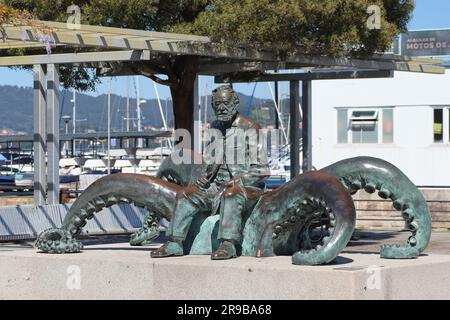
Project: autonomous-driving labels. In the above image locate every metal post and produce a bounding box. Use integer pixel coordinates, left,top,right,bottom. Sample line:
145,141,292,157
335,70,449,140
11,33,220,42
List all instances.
72,91,76,134
126,77,130,148
136,76,142,148
46,64,60,204
33,64,47,205
289,80,300,179
203,83,208,152
107,78,111,175
193,75,201,163
72,90,76,156
274,74,279,130
302,80,313,172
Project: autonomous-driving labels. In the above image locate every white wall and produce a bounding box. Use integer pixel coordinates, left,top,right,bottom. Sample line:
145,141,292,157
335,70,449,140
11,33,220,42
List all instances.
312,71,450,186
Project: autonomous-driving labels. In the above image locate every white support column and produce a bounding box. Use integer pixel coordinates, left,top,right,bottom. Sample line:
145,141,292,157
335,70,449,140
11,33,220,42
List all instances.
46,64,60,204
33,65,47,206
193,75,202,163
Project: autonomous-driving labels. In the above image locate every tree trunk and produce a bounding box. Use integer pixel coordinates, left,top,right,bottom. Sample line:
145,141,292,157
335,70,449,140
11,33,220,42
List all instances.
171,82,195,136
169,55,199,147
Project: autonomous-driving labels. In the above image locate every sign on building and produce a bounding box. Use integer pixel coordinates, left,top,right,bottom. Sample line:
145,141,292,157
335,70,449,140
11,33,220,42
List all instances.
401,30,450,56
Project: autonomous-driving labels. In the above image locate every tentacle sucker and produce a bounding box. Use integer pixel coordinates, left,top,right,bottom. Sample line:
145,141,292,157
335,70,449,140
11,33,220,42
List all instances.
242,171,356,265
321,156,431,259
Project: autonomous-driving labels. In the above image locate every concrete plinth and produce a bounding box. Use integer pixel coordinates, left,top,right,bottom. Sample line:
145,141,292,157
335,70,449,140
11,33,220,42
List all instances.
1,242,450,300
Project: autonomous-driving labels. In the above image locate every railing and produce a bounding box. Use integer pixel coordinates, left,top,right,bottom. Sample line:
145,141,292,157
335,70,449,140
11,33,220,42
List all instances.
0,203,147,242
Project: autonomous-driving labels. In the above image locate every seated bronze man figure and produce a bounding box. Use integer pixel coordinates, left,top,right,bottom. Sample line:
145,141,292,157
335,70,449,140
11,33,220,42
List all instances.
151,85,270,260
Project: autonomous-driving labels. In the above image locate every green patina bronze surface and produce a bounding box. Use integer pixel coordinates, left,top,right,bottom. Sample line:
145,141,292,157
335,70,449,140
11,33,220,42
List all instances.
35,86,432,265
35,156,432,264
321,156,431,259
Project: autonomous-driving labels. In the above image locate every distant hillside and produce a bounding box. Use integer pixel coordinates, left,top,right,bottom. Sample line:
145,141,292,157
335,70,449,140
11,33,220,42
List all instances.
0,85,281,134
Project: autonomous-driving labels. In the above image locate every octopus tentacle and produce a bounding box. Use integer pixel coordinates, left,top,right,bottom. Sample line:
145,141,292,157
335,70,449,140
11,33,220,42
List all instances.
321,156,431,259
242,171,356,265
35,174,181,253
129,210,161,246
126,158,206,246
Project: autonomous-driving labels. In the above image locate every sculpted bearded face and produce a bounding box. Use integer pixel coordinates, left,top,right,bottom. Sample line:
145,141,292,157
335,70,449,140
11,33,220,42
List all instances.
212,85,239,122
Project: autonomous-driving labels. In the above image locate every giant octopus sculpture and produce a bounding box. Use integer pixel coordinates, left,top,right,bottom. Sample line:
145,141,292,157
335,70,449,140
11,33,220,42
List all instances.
35,155,431,265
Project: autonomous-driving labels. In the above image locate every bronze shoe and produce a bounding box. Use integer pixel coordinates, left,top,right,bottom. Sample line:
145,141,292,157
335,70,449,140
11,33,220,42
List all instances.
211,240,237,260
151,241,184,258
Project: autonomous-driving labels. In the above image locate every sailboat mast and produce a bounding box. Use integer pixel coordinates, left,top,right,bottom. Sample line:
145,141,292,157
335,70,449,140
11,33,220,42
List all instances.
268,83,289,144
153,81,172,149
204,83,208,128
126,77,130,133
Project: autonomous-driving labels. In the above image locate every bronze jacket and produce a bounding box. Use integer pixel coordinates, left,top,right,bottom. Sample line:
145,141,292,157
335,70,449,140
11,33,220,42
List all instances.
205,113,270,189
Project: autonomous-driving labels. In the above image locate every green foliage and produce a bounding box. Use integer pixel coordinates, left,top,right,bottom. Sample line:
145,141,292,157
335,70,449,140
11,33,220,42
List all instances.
178,0,414,57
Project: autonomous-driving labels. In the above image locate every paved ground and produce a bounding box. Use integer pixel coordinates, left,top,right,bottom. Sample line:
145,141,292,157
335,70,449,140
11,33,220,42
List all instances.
1,230,450,255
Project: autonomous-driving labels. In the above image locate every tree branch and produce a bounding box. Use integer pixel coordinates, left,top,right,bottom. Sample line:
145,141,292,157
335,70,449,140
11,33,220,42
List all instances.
127,64,173,86
140,61,166,75
139,69,173,86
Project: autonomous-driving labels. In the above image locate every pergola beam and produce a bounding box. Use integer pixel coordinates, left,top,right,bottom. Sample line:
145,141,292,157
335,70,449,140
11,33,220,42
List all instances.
3,26,187,52
0,40,48,49
0,21,445,74
199,61,289,75
0,50,151,66
283,54,445,74
216,70,395,83
371,54,443,64
35,20,210,42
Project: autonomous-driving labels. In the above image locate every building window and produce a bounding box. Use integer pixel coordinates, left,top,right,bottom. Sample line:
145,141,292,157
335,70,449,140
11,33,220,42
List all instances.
350,110,379,144
433,107,450,143
337,108,394,144
434,109,443,143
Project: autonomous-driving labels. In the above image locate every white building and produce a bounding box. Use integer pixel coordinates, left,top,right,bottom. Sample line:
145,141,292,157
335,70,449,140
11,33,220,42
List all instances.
312,70,450,187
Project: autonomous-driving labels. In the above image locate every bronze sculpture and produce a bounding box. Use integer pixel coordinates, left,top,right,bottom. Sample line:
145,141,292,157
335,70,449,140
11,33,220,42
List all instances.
151,85,270,260
35,86,432,265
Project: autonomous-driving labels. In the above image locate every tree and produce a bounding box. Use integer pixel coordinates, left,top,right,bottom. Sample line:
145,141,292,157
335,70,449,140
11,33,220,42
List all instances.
0,3,31,35
0,0,414,139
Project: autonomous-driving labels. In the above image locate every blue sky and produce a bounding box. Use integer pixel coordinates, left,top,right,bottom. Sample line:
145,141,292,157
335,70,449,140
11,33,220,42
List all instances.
1,0,449,101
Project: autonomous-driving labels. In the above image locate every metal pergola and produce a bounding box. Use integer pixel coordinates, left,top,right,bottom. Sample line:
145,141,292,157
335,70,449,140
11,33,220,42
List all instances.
0,20,445,205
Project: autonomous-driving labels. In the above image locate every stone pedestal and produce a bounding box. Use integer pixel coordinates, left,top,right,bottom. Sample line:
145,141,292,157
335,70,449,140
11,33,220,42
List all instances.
1,242,449,300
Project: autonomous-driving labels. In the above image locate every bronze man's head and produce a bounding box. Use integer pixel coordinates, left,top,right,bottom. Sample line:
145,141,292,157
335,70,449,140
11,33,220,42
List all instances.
211,85,239,122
